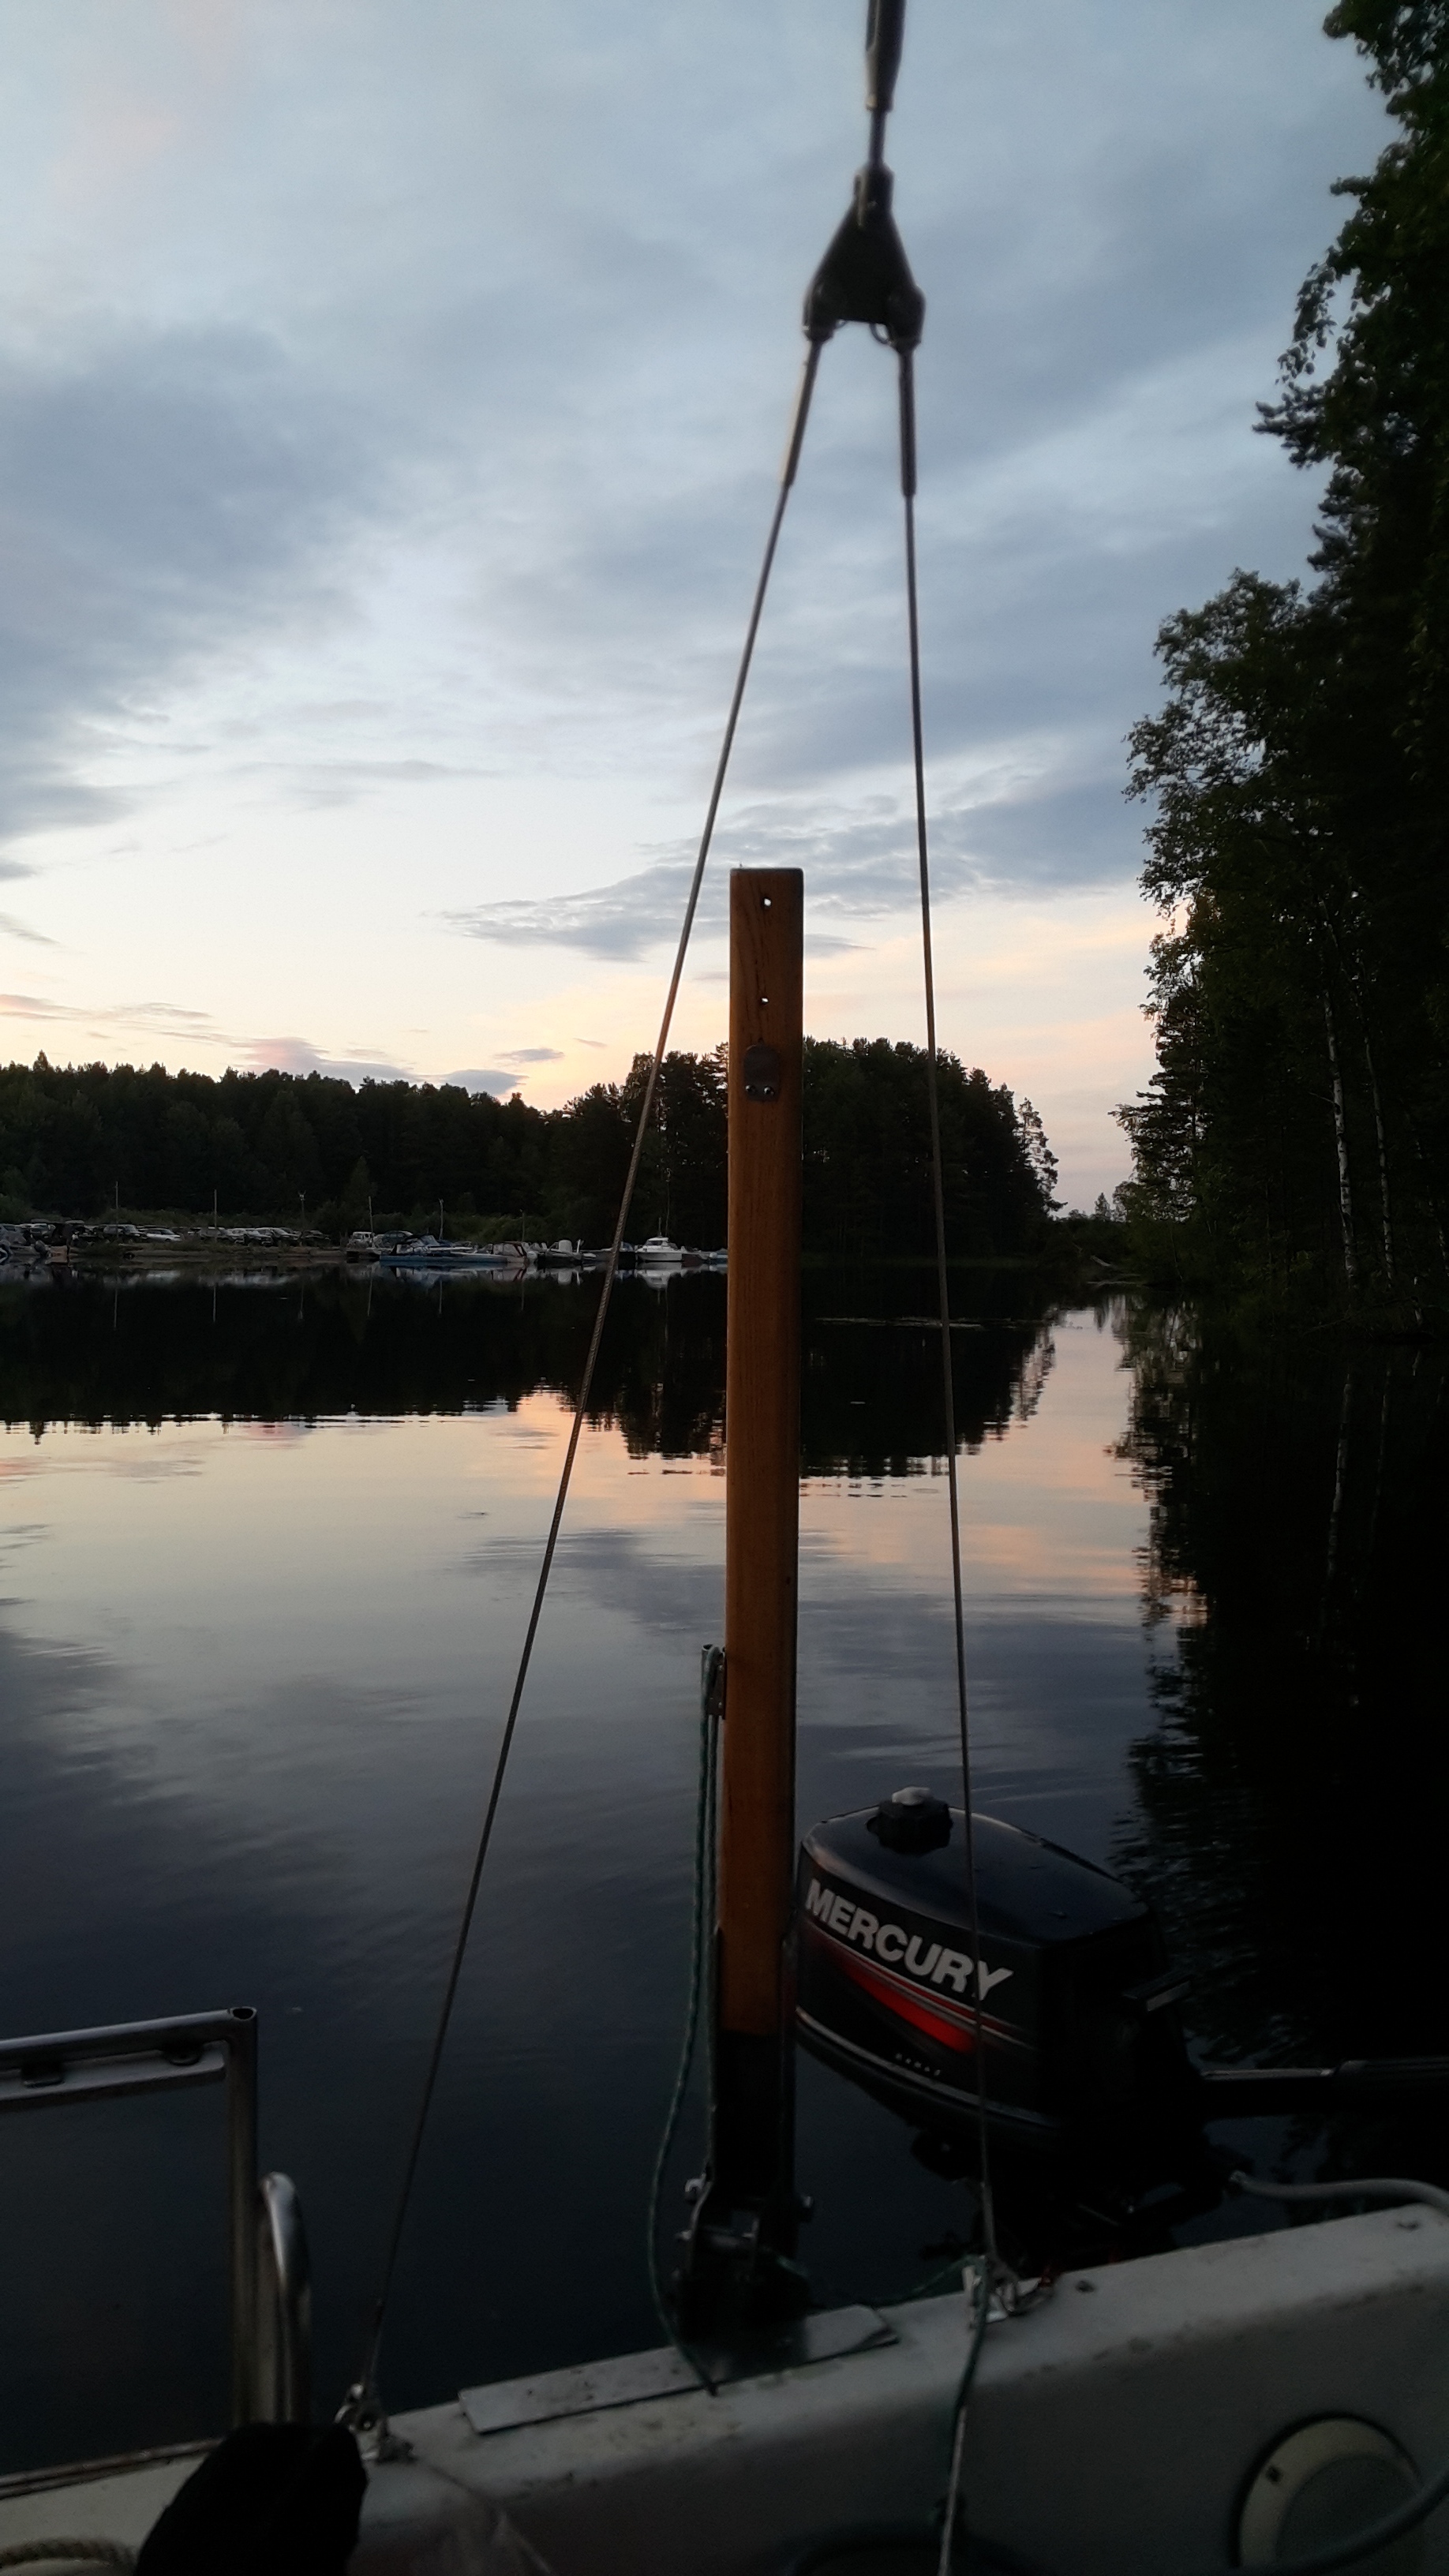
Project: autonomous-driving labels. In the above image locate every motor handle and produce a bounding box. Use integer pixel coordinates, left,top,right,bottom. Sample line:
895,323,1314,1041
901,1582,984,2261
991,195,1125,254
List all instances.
1194,2057,1449,2117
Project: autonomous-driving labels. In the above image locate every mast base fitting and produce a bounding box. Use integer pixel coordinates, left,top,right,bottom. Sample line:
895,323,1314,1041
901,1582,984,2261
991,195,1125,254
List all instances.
672,2184,811,2342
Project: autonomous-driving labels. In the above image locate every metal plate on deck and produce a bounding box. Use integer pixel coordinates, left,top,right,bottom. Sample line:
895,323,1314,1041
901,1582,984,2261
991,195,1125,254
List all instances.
695,2305,897,2389
459,2305,896,2438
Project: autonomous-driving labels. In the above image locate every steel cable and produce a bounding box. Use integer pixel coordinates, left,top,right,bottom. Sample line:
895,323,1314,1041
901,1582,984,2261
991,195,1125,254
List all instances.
894,342,1001,2576
897,354,998,2244
349,345,823,2419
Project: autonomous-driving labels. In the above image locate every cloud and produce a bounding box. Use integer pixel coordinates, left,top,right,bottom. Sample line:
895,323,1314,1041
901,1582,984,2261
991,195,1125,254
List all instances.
499,1046,563,1064
445,864,710,962
442,768,1134,961
0,990,223,1038
445,1067,526,1096
0,990,72,1023
252,757,483,812
0,328,376,847
0,0,1385,1212
242,1036,413,1084
0,912,54,946
0,997,413,1087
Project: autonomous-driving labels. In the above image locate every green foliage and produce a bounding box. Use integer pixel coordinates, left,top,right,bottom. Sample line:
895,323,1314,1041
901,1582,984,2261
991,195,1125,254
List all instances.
802,1038,1053,1258
0,1059,551,1235
0,1039,1056,1258
1121,2,1449,1315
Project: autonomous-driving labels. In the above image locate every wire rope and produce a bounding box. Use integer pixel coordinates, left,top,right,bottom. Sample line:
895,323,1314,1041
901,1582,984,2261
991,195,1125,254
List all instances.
349,343,823,2418
897,347,998,2262
895,338,1002,2571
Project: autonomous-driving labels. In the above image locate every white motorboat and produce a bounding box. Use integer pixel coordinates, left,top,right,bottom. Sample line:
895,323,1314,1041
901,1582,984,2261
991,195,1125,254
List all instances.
373,1236,523,1271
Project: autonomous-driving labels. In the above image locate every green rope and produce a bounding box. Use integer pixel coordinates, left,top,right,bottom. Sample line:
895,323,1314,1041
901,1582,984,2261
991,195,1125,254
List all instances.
645,1642,723,2389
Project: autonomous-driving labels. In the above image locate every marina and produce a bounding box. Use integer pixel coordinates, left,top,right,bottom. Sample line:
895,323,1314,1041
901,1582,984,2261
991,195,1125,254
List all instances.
0,1228,729,1281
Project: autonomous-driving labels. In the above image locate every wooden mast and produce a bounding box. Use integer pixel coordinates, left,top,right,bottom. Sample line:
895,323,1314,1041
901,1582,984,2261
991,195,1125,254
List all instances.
711,865,804,2258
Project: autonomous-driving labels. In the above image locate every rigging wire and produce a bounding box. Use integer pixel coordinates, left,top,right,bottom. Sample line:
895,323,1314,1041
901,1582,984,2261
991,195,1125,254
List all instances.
348,343,824,2418
896,343,1002,2576
897,347,998,2268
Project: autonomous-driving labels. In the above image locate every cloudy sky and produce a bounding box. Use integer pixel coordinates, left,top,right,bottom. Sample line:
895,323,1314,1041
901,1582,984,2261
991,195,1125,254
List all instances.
1,1,1383,1200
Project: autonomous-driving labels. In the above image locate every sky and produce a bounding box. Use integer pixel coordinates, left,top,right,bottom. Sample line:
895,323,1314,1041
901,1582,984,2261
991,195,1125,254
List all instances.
0,1,1386,1205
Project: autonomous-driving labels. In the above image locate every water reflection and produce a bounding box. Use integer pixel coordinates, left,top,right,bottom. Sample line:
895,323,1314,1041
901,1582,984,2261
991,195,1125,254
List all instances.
2,1264,1099,2470
5,1270,1440,2473
1,1266,1047,1471
1112,1305,1449,2200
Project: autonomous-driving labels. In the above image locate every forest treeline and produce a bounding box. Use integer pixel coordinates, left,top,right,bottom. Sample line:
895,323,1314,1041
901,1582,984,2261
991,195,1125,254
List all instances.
1118,0,1448,1320
0,1039,1060,1259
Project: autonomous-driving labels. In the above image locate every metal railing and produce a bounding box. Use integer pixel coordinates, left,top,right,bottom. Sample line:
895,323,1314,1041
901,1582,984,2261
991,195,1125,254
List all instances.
0,2005,309,2427
256,2170,311,2424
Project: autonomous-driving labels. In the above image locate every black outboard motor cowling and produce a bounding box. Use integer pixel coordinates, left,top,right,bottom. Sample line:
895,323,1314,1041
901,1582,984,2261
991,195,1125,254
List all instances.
796,1792,1193,2151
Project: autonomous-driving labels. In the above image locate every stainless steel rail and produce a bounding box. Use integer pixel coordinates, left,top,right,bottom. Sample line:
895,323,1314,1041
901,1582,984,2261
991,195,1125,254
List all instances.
0,2006,308,2427
256,2170,312,2425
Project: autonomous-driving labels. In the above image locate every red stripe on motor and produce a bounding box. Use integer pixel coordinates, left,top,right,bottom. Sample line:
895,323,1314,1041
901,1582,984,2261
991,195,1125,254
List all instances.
800,1916,1027,2054
833,1948,975,2053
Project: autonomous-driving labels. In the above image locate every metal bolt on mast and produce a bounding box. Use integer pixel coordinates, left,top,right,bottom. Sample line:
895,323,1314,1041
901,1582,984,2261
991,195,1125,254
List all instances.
676,0,926,2346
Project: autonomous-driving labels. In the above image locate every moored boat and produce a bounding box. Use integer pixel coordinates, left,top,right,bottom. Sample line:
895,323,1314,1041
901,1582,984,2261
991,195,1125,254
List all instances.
371,1234,526,1271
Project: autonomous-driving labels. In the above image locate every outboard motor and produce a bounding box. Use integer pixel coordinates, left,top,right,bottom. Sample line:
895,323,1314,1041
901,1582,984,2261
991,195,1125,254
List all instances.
796,1790,1192,2155
796,1788,1449,2159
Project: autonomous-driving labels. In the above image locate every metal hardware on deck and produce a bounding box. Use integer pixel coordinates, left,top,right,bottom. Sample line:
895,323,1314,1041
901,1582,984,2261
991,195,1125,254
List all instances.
256,2170,313,2425
0,2007,309,2429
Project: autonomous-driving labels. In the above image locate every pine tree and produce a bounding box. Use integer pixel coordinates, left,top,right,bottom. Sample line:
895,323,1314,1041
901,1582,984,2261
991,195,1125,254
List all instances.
1121,2,1449,1310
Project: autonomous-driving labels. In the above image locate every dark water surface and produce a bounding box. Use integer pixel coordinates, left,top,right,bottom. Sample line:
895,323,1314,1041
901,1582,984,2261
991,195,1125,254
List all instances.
0,1267,1444,2472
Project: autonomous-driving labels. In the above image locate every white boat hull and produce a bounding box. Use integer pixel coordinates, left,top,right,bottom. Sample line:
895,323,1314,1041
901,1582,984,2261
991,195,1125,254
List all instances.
4,2209,1446,2573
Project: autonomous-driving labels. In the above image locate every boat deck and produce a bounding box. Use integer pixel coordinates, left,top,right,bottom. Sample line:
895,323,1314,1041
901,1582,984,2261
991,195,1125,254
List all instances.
2,2209,1447,2573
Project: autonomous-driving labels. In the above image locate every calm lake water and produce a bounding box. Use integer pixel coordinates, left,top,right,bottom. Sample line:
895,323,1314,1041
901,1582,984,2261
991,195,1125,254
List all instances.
1,1264,1444,2472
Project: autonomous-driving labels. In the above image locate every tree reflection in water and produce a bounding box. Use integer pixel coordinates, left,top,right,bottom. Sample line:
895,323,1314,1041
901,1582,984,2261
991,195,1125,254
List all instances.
0,1264,1048,1471
1114,1301,1449,2185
